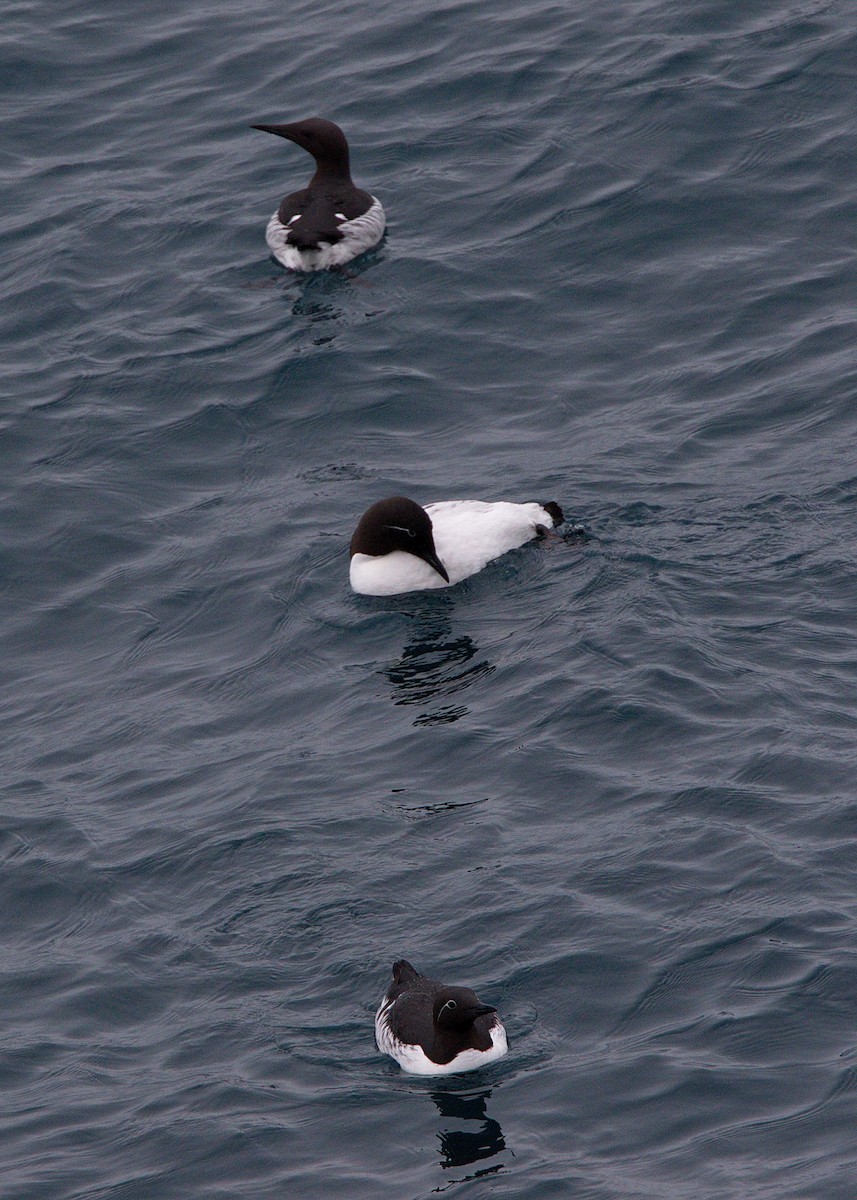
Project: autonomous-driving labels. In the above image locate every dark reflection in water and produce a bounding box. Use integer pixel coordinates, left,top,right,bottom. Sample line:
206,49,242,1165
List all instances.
290,276,344,323
430,1088,508,1174
385,607,495,726
282,242,387,335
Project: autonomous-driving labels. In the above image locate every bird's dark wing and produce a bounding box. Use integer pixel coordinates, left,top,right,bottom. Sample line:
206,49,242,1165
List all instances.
276,187,311,225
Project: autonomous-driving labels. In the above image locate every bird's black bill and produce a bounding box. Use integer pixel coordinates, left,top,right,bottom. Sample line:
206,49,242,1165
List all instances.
421,550,450,583
464,1004,497,1021
250,123,297,139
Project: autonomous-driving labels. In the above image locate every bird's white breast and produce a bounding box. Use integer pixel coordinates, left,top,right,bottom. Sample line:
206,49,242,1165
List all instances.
350,550,448,596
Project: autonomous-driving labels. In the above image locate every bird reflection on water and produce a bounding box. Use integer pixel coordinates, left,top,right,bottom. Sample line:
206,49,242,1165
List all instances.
384,605,495,726
430,1087,509,1181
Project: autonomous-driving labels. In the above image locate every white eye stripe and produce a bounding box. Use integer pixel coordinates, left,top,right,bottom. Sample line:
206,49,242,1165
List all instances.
287,214,301,224
384,524,416,537
335,212,347,220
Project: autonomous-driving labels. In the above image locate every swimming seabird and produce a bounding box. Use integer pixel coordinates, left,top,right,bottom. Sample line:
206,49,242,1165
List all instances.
349,496,564,595
375,959,508,1075
251,117,385,270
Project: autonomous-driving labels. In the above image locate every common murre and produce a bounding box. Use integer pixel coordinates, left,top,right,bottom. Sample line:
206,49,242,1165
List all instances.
349,496,564,596
375,960,508,1075
250,117,385,270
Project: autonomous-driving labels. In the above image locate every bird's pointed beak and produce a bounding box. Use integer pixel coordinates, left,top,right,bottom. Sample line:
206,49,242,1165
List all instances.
420,548,450,583
250,123,300,142
466,1004,497,1021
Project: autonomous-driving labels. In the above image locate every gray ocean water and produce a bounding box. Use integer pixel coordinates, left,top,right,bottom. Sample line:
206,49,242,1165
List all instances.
3,0,857,1196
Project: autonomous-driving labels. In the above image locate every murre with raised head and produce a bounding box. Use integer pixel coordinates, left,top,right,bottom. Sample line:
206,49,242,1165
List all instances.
250,117,385,271
349,495,564,596
375,960,508,1075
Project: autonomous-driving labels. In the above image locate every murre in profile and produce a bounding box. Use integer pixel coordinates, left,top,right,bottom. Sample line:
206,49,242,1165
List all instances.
375,960,508,1076
349,495,564,596
250,117,385,271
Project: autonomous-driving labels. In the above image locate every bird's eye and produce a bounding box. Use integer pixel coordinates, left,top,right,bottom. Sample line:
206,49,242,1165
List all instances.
446,1000,456,1010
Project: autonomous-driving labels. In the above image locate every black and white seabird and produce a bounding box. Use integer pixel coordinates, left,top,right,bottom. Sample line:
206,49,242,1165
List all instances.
350,496,565,596
250,117,385,271
375,959,508,1075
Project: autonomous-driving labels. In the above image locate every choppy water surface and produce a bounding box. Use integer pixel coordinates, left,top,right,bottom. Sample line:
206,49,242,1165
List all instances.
3,1,857,1196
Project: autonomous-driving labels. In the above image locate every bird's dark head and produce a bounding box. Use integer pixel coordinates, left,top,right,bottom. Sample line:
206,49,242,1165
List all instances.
350,496,449,583
251,117,351,178
434,987,497,1030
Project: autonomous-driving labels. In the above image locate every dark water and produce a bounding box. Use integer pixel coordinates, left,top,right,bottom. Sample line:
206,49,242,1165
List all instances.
3,0,857,1196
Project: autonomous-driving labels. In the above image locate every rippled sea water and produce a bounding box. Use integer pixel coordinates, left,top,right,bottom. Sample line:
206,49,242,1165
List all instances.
3,1,857,1196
